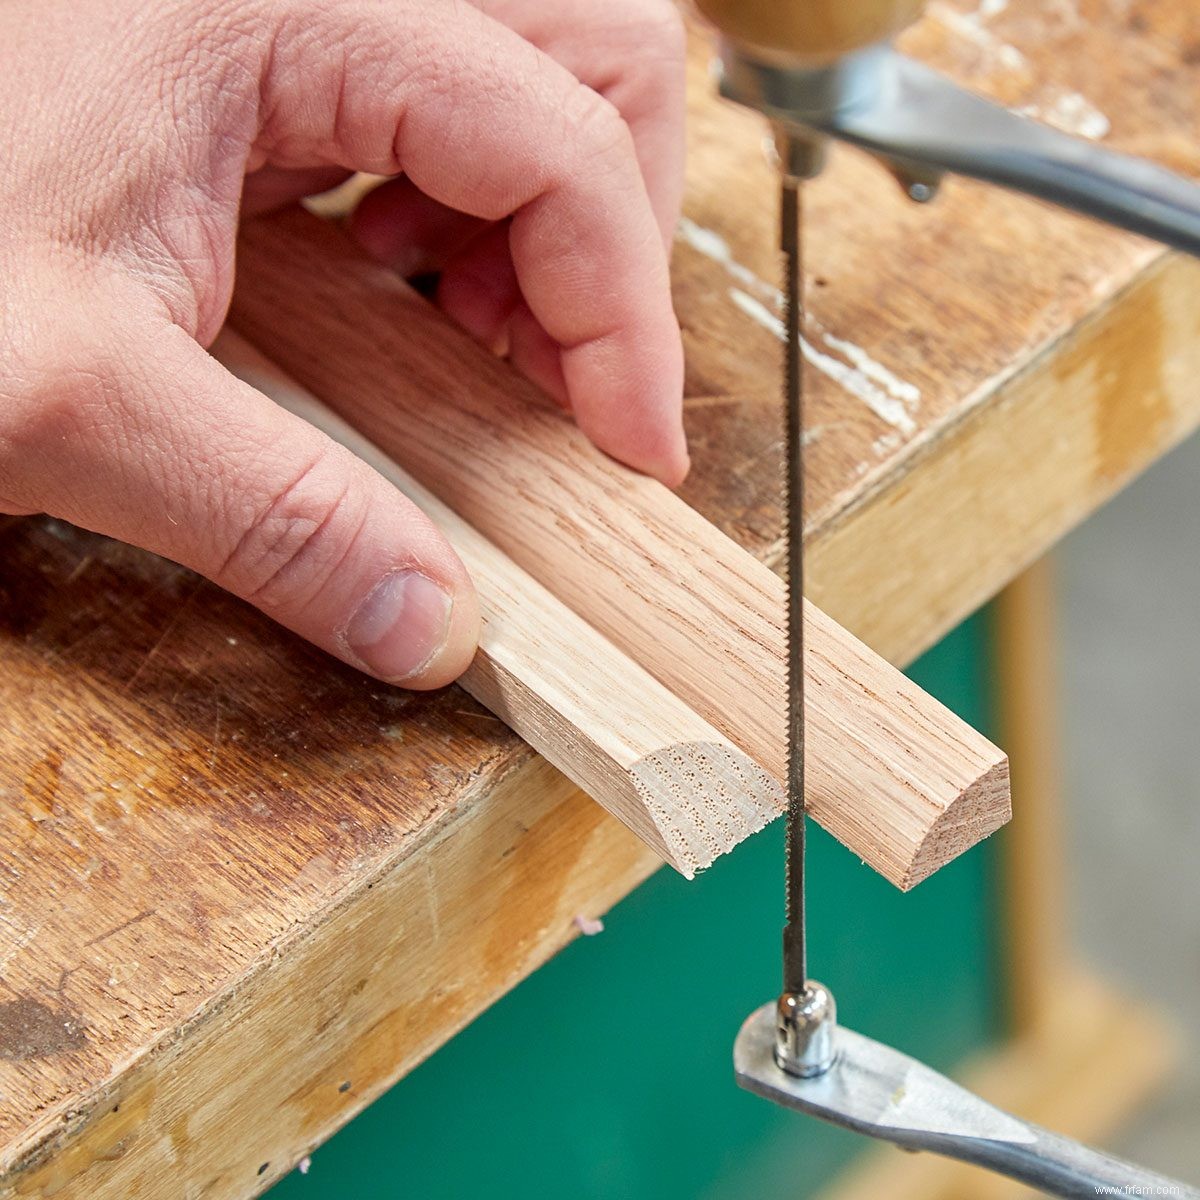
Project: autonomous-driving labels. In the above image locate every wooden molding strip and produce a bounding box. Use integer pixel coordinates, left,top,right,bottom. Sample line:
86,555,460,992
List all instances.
215,331,781,878
230,209,1011,889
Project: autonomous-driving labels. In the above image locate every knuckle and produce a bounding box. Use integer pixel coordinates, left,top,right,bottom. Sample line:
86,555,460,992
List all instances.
156,0,270,80
0,283,127,506
562,87,634,167
217,443,367,613
592,0,687,64
634,1,687,61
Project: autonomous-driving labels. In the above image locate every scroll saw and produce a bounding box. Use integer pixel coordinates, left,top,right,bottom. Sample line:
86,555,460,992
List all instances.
694,1,1200,1195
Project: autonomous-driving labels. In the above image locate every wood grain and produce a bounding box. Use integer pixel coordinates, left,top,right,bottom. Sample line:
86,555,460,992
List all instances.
216,330,782,877
1,748,662,1199
230,208,1011,890
807,252,1200,664
672,1,1200,662
0,514,542,1185
3,1,1199,1195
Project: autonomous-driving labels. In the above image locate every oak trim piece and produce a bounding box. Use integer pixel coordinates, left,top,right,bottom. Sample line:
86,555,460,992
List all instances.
215,331,782,877
230,209,1011,890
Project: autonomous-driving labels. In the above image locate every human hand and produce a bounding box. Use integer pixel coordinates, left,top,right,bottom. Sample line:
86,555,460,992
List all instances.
0,0,688,688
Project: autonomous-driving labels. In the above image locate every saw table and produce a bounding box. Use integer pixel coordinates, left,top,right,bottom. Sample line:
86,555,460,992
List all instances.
1,1,1198,1196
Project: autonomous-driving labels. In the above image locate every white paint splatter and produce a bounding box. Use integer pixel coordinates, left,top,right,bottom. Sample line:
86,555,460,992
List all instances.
1019,89,1110,141
821,332,921,409
728,290,917,435
676,217,779,302
931,2,997,46
928,1,1028,69
677,217,922,432
298,1156,312,1175
727,288,785,338
997,43,1027,71
573,914,605,936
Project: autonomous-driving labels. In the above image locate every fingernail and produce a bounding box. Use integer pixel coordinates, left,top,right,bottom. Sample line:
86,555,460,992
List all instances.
346,570,453,683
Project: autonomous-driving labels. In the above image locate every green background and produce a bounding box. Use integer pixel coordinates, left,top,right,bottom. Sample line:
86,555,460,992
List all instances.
271,613,1003,1199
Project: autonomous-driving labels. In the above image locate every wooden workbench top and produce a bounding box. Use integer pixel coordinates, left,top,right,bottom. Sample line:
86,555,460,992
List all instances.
3,2,1199,1196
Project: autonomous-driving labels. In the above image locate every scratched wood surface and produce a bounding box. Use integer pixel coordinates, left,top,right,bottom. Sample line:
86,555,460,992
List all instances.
3,1,1200,1195
677,0,1200,661
680,0,1181,539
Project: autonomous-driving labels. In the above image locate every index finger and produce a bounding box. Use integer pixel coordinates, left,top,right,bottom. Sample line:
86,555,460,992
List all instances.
260,0,689,485
471,0,689,248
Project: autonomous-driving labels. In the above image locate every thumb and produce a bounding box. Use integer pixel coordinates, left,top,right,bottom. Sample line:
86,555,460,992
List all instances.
12,312,480,688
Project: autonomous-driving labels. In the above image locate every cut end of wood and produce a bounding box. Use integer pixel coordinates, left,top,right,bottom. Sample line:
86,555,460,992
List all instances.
629,742,784,878
901,755,1013,891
